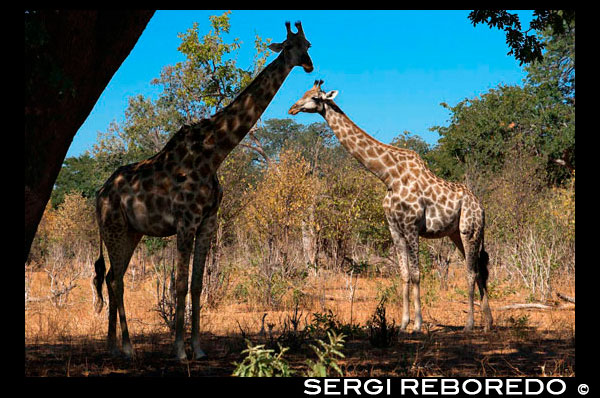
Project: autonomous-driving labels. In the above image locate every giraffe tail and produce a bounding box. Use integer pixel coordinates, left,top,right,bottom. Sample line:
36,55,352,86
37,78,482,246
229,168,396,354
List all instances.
477,240,490,285
93,238,106,313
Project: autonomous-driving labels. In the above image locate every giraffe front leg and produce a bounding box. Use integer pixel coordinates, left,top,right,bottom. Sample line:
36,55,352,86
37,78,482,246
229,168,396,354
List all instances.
174,229,194,361
387,218,411,331
400,277,410,330
406,233,422,333
191,211,218,360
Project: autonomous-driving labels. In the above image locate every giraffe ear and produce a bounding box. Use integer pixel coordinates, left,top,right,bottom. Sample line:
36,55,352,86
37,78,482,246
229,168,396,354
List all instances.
268,42,285,53
324,90,338,100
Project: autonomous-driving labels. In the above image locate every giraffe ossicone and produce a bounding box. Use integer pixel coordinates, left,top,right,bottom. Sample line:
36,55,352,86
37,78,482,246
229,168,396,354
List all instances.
93,21,314,361
289,80,493,333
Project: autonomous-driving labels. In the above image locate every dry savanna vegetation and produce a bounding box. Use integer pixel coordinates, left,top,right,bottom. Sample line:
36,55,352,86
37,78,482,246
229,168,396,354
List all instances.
25,11,575,377
25,152,575,377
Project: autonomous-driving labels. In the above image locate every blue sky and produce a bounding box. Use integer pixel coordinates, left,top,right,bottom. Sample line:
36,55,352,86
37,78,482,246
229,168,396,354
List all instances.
68,10,535,158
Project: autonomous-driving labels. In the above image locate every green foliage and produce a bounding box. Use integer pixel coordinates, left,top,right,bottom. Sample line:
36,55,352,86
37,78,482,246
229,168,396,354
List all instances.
51,154,106,208
316,154,390,256
468,10,575,65
430,85,539,179
389,131,431,158
232,341,293,377
433,15,575,186
306,310,363,339
143,236,170,257
304,331,346,377
172,11,270,113
93,11,271,166
232,331,346,377
525,22,575,104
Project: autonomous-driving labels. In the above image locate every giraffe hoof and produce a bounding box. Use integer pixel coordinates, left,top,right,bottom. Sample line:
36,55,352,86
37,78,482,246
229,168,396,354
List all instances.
109,346,122,358
122,344,134,359
174,349,188,362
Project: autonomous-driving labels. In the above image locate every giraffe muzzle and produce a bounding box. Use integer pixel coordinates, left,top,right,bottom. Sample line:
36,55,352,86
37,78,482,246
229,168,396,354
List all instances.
288,104,301,115
301,63,314,73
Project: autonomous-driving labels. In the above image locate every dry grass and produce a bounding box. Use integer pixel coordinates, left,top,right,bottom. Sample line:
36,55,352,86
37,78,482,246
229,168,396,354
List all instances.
25,263,575,377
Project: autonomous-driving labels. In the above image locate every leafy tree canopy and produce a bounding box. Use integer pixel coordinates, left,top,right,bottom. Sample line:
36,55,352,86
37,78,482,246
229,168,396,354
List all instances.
93,11,271,166
428,14,574,185
468,10,574,65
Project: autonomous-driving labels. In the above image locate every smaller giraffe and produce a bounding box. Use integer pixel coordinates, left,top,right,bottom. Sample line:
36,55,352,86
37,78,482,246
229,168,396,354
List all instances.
289,80,493,332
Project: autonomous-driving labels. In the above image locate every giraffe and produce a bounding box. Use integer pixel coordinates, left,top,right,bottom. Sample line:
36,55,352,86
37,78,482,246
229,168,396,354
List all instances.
288,80,493,333
93,22,314,361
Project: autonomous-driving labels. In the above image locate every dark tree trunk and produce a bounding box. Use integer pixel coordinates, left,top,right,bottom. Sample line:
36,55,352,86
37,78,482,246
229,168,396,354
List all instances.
24,10,155,262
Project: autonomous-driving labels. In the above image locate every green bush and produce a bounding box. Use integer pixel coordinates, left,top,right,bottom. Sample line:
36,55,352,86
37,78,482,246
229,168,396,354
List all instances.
232,331,346,377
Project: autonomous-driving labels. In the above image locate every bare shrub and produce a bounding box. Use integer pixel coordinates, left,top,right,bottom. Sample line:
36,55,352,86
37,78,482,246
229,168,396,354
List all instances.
240,149,316,308
505,226,558,302
40,245,82,307
147,238,178,332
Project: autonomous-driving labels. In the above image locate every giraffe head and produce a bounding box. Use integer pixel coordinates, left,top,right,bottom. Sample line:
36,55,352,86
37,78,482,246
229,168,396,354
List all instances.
288,79,338,115
268,21,314,73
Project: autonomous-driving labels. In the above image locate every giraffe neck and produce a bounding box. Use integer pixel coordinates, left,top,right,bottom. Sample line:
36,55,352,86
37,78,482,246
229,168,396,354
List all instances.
320,102,394,186
206,53,293,165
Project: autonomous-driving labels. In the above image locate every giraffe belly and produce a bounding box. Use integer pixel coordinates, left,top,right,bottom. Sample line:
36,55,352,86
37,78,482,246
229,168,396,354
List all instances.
124,197,177,237
419,206,459,239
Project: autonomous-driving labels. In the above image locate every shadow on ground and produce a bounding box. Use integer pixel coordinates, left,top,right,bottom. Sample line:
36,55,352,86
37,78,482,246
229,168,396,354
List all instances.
25,324,574,377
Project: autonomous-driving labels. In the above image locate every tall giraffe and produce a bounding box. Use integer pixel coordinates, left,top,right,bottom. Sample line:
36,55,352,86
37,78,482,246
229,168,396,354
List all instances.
93,22,314,361
288,80,493,332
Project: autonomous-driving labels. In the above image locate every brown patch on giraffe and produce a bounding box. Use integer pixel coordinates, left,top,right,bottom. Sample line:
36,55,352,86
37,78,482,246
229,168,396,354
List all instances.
367,158,384,171
382,153,394,167
154,195,167,212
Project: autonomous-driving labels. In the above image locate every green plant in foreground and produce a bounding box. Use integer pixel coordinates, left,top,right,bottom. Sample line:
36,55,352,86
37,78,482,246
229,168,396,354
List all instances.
306,310,363,339
233,331,346,377
304,331,346,377
232,342,293,377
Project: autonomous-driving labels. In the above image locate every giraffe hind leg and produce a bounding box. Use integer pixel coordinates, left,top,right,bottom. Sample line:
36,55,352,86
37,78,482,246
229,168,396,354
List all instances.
191,209,219,360
460,232,492,332
173,228,195,362
103,230,142,358
476,247,493,331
